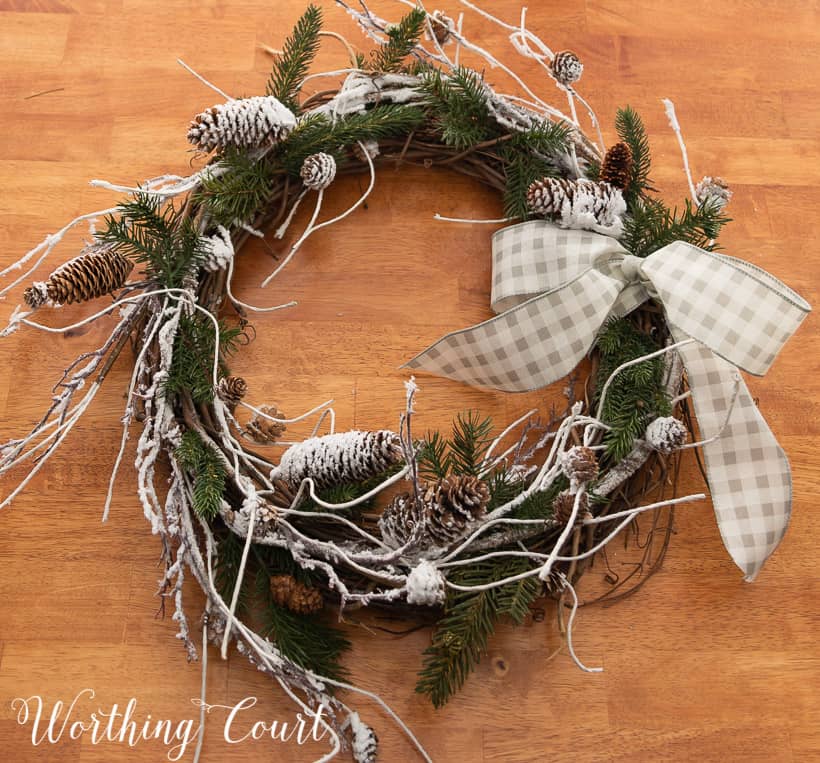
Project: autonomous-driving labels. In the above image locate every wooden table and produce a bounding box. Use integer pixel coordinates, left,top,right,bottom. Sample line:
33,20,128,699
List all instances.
1,1,817,760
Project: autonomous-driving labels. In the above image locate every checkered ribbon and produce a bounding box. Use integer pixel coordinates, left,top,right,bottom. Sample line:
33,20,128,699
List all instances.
405,221,810,579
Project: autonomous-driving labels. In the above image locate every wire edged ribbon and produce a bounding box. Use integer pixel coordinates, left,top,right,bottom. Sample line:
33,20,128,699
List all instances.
405,221,811,581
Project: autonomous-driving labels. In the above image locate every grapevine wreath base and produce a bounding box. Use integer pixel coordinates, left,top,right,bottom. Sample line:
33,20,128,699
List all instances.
0,2,810,761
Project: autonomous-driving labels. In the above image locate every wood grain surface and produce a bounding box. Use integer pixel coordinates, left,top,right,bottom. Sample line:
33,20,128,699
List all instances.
1,1,818,761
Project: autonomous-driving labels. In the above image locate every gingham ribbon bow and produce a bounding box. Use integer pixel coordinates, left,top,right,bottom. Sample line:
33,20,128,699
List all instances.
406,221,811,580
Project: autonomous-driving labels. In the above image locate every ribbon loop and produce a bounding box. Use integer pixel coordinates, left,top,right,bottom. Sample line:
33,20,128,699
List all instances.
405,219,811,578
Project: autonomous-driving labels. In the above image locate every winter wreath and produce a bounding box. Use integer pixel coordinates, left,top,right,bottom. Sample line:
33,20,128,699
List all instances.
0,2,811,762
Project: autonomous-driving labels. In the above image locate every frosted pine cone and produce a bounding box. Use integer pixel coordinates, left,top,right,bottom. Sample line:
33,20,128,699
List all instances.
273,430,403,490
352,139,380,163
349,712,378,763
425,10,456,45
269,574,323,615
187,95,296,153
379,492,422,548
561,445,599,484
406,560,446,606
695,176,732,210
423,475,490,546
551,50,583,85
645,416,688,454
600,142,633,190
217,375,247,408
552,490,591,526
202,226,234,272
300,152,337,190
244,405,287,444
527,177,626,237
24,244,133,309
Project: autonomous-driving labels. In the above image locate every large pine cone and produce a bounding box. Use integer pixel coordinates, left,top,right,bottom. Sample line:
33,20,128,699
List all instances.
378,492,423,548
187,95,296,153
274,430,403,490
270,574,323,615
600,142,633,190
424,475,490,546
24,246,133,309
526,177,626,236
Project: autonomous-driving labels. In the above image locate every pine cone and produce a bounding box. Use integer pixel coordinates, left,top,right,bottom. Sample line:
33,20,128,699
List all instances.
217,376,247,408
274,430,403,490
695,176,732,210
202,226,234,272
187,95,296,153
423,475,490,546
24,245,133,309
600,142,633,190
244,405,287,444
426,10,455,44
351,139,380,163
645,416,688,454
300,152,337,190
552,490,590,526
526,177,626,237
378,492,422,548
269,574,323,615
349,713,379,763
561,445,599,484
551,50,583,85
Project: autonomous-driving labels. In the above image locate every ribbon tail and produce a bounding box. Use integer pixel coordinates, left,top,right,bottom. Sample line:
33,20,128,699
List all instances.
403,269,622,392
676,340,791,581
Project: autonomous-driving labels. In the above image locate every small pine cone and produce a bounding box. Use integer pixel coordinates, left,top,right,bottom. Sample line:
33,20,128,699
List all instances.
24,245,133,309
423,475,490,546
526,177,626,237
244,405,287,444
695,176,732,210
217,375,247,408
269,574,323,615
202,226,234,272
600,142,633,190
274,430,403,490
561,445,599,484
551,50,583,85
426,10,455,44
352,139,380,163
300,152,337,190
378,492,422,548
349,713,379,763
406,560,446,606
552,490,591,526
187,95,296,153
645,416,688,454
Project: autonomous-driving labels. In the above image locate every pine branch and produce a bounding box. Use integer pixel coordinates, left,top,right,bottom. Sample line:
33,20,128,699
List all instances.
266,4,323,113
199,150,280,226
448,411,493,477
369,8,426,73
614,106,653,207
417,431,450,481
214,529,253,615
175,430,227,521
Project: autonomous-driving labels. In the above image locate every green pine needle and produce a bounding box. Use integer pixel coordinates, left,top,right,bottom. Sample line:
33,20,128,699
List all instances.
369,8,426,73
614,105,653,207
175,430,227,521
267,4,323,113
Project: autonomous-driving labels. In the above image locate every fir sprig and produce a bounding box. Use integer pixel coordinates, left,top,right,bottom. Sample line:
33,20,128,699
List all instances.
416,556,541,707
98,194,207,289
267,4,323,113
369,8,426,73
594,319,671,461
175,430,227,521
417,411,494,480
614,105,653,206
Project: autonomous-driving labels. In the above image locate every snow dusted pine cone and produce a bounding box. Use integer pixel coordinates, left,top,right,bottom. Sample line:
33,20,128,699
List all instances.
24,245,133,309
352,138,380,163
187,95,296,153
300,152,337,190
561,445,599,484
426,10,456,44
202,226,234,272
645,416,688,454
600,142,633,190
423,475,490,546
552,489,591,526
217,375,247,408
527,177,626,237
695,176,732,210
269,574,323,615
244,405,287,444
273,430,403,490
550,50,583,85
349,712,379,763
379,492,422,548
